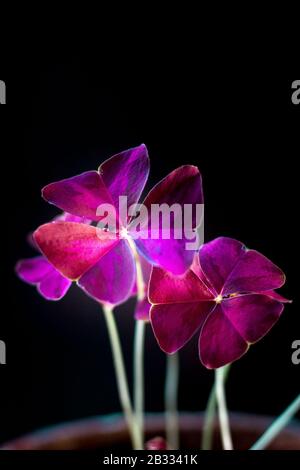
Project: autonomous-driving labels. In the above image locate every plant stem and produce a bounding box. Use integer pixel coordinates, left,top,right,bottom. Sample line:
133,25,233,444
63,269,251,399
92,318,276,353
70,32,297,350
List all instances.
201,383,217,450
102,304,142,449
133,319,146,446
127,235,146,449
201,364,231,450
250,393,300,450
165,352,180,449
215,366,233,450
126,236,145,302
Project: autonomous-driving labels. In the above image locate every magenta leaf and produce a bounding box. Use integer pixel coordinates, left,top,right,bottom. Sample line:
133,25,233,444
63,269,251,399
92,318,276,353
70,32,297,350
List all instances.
263,290,292,303
16,256,53,283
37,269,72,300
151,301,214,354
199,304,249,369
222,293,284,344
199,237,246,294
150,266,214,352
149,237,290,368
99,144,150,211
135,165,203,274
222,249,285,295
34,221,119,280
78,239,135,305
42,171,114,222
149,267,214,305
135,297,152,321
16,256,71,300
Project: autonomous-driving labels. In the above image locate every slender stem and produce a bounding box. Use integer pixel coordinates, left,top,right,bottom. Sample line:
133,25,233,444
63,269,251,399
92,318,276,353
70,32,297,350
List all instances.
126,236,145,302
201,364,231,450
102,304,142,449
127,235,146,448
133,319,146,446
250,394,300,450
165,353,180,449
201,383,217,450
215,366,233,450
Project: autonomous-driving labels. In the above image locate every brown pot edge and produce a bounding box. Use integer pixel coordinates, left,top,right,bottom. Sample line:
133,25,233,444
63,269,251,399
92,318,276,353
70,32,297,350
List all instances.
1,412,300,450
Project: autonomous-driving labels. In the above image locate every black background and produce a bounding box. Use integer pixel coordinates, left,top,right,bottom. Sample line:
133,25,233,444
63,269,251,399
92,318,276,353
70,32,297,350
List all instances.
0,54,299,445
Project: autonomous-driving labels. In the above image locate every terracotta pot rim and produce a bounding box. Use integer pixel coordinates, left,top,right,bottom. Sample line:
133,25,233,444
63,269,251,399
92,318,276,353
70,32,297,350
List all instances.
2,412,300,450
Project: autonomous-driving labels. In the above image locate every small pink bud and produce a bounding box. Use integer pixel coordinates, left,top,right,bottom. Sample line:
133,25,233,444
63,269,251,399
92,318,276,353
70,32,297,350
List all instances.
145,436,168,450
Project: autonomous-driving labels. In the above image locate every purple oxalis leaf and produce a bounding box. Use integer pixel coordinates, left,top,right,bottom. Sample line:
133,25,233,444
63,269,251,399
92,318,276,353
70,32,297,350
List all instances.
78,239,136,306
134,165,203,275
15,212,87,301
34,221,119,281
33,146,204,305
150,237,291,369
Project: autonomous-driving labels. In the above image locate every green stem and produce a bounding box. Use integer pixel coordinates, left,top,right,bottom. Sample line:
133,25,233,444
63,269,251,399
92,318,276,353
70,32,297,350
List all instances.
133,319,146,447
127,235,146,449
250,394,300,450
201,364,231,450
126,236,145,302
201,383,217,450
165,353,180,449
215,366,233,450
102,304,142,450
